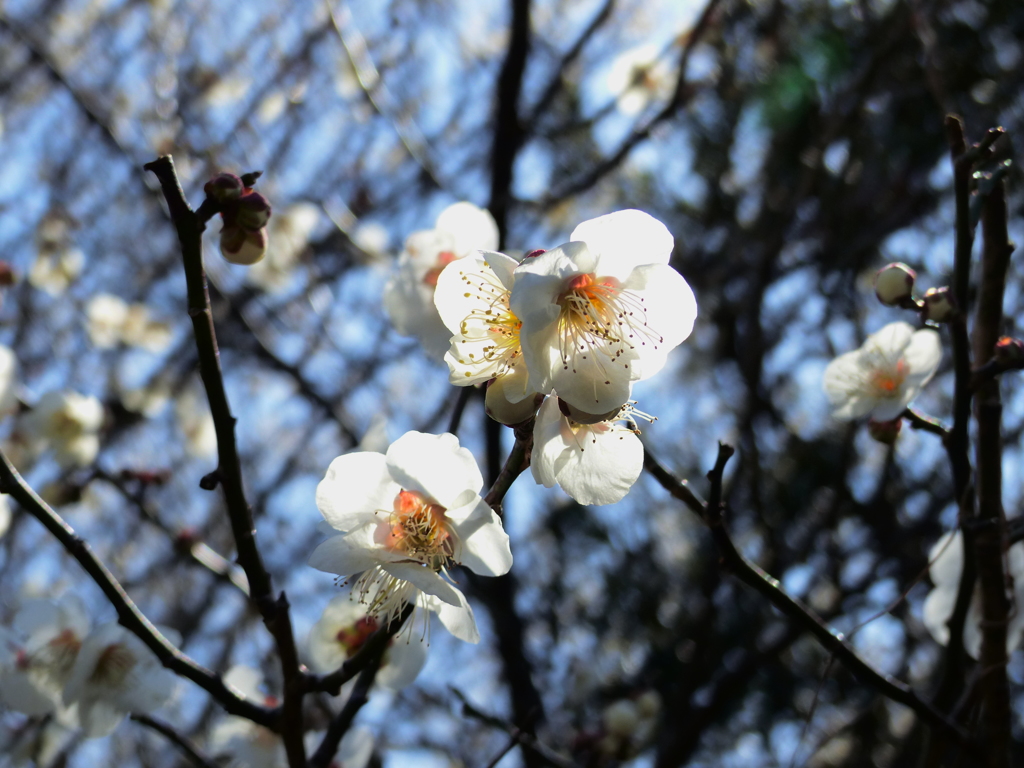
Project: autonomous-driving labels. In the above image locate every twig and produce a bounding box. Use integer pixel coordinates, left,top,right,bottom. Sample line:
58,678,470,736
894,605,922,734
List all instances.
903,408,950,439
447,386,475,436
309,652,386,768
484,424,533,512
451,688,580,768
132,714,219,768
0,452,277,729
646,443,971,743
143,155,305,766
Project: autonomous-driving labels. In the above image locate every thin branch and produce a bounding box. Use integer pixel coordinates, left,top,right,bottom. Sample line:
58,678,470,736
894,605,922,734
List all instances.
447,386,475,436
0,452,277,729
143,155,305,766
132,714,219,768
646,443,971,743
451,688,580,768
903,407,950,439
309,651,386,768
540,0,722,205
484,423,533,512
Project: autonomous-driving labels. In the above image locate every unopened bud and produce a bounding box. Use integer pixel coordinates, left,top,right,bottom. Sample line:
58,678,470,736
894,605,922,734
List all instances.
874,262,916,307
485,378,540,425
558,398,622,425
220,225,268,265
994,336,1024,367
867,417,902,445
602,700,641,738
204,173,244,202
523,249,546,260
234,191,272,231
922,286,955,322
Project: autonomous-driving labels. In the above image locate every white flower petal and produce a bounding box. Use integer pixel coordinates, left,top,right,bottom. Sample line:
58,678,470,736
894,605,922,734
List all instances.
447,498,513,576
380,562,462,606
378,637,428,690
424,590,480,644
385,432,483,508
308,530,383,576
316,452,400,532
570,209,674,280
903,328,942,380
435,202,499,255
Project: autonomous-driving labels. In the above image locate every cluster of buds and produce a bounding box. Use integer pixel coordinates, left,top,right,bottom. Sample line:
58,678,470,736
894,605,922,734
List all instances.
204,172,272,265
874,263,956,323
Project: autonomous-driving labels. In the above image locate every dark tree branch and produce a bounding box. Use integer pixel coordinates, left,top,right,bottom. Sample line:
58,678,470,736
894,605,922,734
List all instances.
309,649,386,768
970,164,1014,768
0,452,277,729
903,407,950,440
646,444,971,743
131,714,219,768
143,155,305,767
452,688,579,768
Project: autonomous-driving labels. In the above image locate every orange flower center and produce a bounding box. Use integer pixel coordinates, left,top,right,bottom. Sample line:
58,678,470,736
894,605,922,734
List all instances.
384,490,456,570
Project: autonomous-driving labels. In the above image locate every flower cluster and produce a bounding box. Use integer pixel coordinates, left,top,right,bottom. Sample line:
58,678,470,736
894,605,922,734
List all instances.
205,173,273,265
432,209,697,504
0,597,176,738
85,293,172,352
308,431,512,644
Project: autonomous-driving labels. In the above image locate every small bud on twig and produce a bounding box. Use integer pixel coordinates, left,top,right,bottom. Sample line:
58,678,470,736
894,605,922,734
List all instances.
921,286,956,323
874,262,916,307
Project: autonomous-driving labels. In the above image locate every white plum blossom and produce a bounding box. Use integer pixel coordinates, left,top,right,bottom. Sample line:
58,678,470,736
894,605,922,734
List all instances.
85,294,172,352
822,322,941,422
384,202,499,358
606,43,675,115
922,531,1024,659
0,595,90,717
510,210,696,416
531,395,647,506
62,622,177,737
176,384,217,457
307,595,427,689
0,495,9,540
434,250,539,417
308,431,513,644
21,391,104,468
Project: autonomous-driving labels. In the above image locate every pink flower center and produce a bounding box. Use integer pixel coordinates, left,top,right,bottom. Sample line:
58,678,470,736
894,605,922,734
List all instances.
869,358,908,398
89,642,137,688
335,616,380,655
383,490,456,570
422,251,458,287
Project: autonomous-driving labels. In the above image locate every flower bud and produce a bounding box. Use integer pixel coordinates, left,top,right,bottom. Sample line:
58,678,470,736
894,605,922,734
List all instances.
994,336,1024,367
874,262,916,306
220,225,268,265
485,378,540,425
867,417,902,445
557,398,623,425
602,700,641,738
922,286,955,323
204,173,244,202
234,191,273,231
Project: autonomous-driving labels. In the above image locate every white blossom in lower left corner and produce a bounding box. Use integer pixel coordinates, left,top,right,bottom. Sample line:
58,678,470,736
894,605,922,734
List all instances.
61,622,177,738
